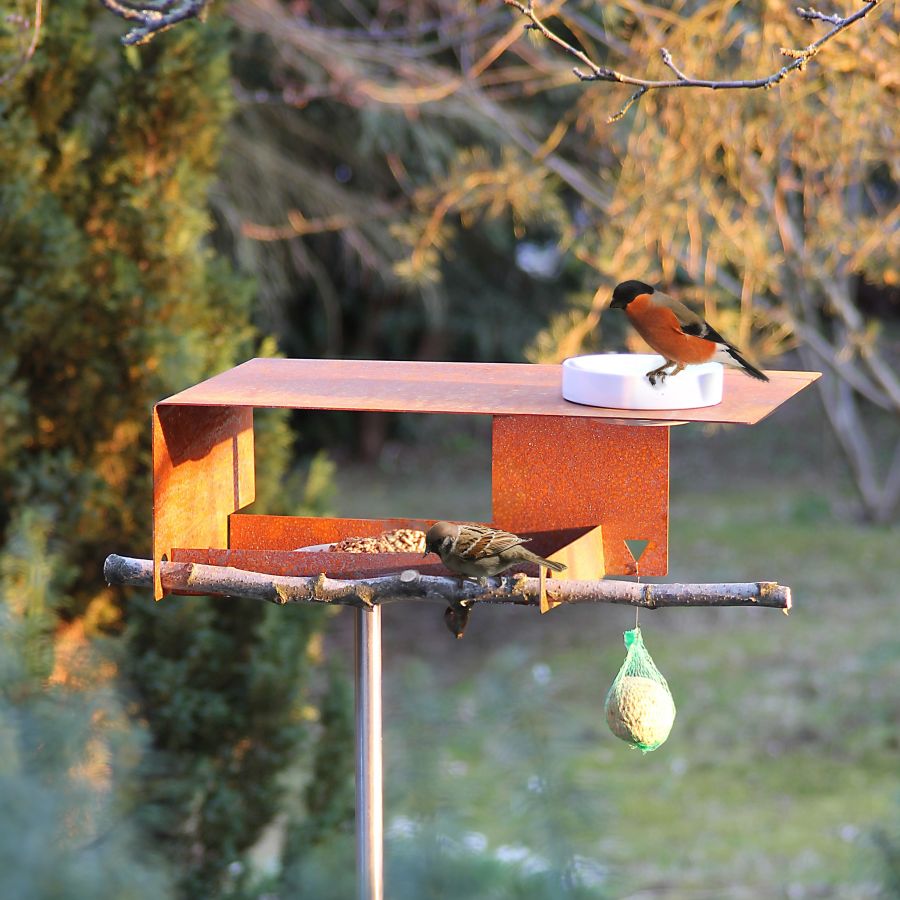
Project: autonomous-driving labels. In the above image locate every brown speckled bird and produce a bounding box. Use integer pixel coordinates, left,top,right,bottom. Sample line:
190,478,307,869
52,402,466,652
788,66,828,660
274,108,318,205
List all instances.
425,521,567,579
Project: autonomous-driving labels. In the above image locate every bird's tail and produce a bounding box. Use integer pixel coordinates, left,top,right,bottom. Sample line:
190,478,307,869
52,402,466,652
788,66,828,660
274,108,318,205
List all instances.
525,550,567,573
725,347,769,382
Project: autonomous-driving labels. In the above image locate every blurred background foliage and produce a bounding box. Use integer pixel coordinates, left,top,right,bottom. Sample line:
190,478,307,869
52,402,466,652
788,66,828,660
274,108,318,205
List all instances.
1,0,898,897
218,0,898,515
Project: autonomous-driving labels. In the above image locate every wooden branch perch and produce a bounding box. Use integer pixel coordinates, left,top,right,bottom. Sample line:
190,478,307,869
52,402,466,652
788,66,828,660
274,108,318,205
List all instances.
104,554,792,612
98,0,212,45
504,0,883,122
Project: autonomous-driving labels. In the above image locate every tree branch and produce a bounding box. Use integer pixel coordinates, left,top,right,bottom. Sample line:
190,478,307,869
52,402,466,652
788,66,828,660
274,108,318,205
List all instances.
797,6,845,25
504,0,883,121
104,554,792,612
659,47,690,82
97,0,212,45
0,0,43,86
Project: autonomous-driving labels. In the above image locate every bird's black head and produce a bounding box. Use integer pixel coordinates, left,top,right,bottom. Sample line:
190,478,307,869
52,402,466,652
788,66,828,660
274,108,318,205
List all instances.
610,280,655,309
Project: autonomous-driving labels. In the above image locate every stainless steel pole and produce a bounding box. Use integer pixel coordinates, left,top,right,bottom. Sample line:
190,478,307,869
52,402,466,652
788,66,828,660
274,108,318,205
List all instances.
355,605,384,900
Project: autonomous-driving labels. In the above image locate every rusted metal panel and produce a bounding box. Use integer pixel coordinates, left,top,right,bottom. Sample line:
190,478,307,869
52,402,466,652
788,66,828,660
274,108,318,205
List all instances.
226,515,594,578
229,514,435,552
170,548,448,581
152,404,255,599
492,416,669,576
157,358,820,426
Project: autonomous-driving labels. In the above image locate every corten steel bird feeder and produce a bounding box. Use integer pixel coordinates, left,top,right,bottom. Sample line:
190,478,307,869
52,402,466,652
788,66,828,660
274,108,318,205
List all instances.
150,357,818,900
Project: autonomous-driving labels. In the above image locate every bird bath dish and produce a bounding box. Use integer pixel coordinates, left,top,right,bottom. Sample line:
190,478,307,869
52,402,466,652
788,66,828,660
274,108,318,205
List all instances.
562,354,724,410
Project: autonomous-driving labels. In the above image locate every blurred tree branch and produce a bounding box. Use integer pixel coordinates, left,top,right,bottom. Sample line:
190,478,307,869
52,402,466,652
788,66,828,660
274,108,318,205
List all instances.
97,0,211,45
506,0,884,122
0,0,42,85
104,554,792,611
510,0,897,521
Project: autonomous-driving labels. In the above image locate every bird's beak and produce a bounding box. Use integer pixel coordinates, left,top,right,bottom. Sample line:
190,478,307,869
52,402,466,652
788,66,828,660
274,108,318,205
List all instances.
422,549,430,558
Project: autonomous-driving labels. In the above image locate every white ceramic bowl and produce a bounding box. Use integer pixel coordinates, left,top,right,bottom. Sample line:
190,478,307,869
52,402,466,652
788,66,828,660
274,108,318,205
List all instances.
562,353,723,410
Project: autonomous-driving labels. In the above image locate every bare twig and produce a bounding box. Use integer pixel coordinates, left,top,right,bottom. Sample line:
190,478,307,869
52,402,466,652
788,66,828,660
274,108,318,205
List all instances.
241,211,360,242
104,554,792,611
97,0,212,45
659,47,690,82
504,0,883,121
607,87,648,124
0,0,43,86
797,6,845,25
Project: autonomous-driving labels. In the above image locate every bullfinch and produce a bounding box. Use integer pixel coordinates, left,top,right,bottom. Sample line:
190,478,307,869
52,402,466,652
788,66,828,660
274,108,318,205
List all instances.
610,280,769,385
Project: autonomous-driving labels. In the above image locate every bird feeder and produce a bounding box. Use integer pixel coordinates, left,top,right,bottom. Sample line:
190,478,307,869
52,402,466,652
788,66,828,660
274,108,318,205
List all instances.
151,358,817,594
147,356,819,900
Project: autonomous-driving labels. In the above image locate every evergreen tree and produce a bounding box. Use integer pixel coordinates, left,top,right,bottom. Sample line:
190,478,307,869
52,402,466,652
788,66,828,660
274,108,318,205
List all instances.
1,3,348,894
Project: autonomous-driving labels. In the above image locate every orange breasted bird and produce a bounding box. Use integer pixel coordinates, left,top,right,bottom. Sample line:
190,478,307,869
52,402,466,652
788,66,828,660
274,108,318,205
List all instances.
609,280,769,385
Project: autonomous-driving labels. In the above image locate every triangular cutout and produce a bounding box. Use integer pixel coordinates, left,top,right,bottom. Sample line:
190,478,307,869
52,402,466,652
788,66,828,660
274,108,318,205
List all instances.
541,525,605,614
625,539,649,564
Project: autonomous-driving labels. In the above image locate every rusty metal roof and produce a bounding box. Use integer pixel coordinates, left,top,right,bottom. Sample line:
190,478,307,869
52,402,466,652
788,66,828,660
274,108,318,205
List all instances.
157,358,819,426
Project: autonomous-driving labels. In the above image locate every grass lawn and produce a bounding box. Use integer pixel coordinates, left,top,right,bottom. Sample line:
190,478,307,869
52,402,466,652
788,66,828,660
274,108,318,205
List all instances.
319,403,900,898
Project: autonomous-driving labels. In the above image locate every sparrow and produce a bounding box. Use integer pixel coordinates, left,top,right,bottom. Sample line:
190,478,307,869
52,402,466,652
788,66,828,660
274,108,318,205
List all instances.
424,521,567,579
609,280,769,385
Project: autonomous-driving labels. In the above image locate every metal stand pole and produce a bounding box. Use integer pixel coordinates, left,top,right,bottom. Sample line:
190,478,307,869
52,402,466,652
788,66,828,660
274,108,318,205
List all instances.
355,606,384,900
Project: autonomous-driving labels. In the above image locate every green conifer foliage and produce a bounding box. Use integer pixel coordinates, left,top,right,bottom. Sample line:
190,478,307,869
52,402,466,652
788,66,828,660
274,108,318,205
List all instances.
1,3,341,895
0,507,174,900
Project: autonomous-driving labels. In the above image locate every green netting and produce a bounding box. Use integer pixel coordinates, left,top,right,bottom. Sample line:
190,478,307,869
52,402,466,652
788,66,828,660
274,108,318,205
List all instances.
604,626,676,753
